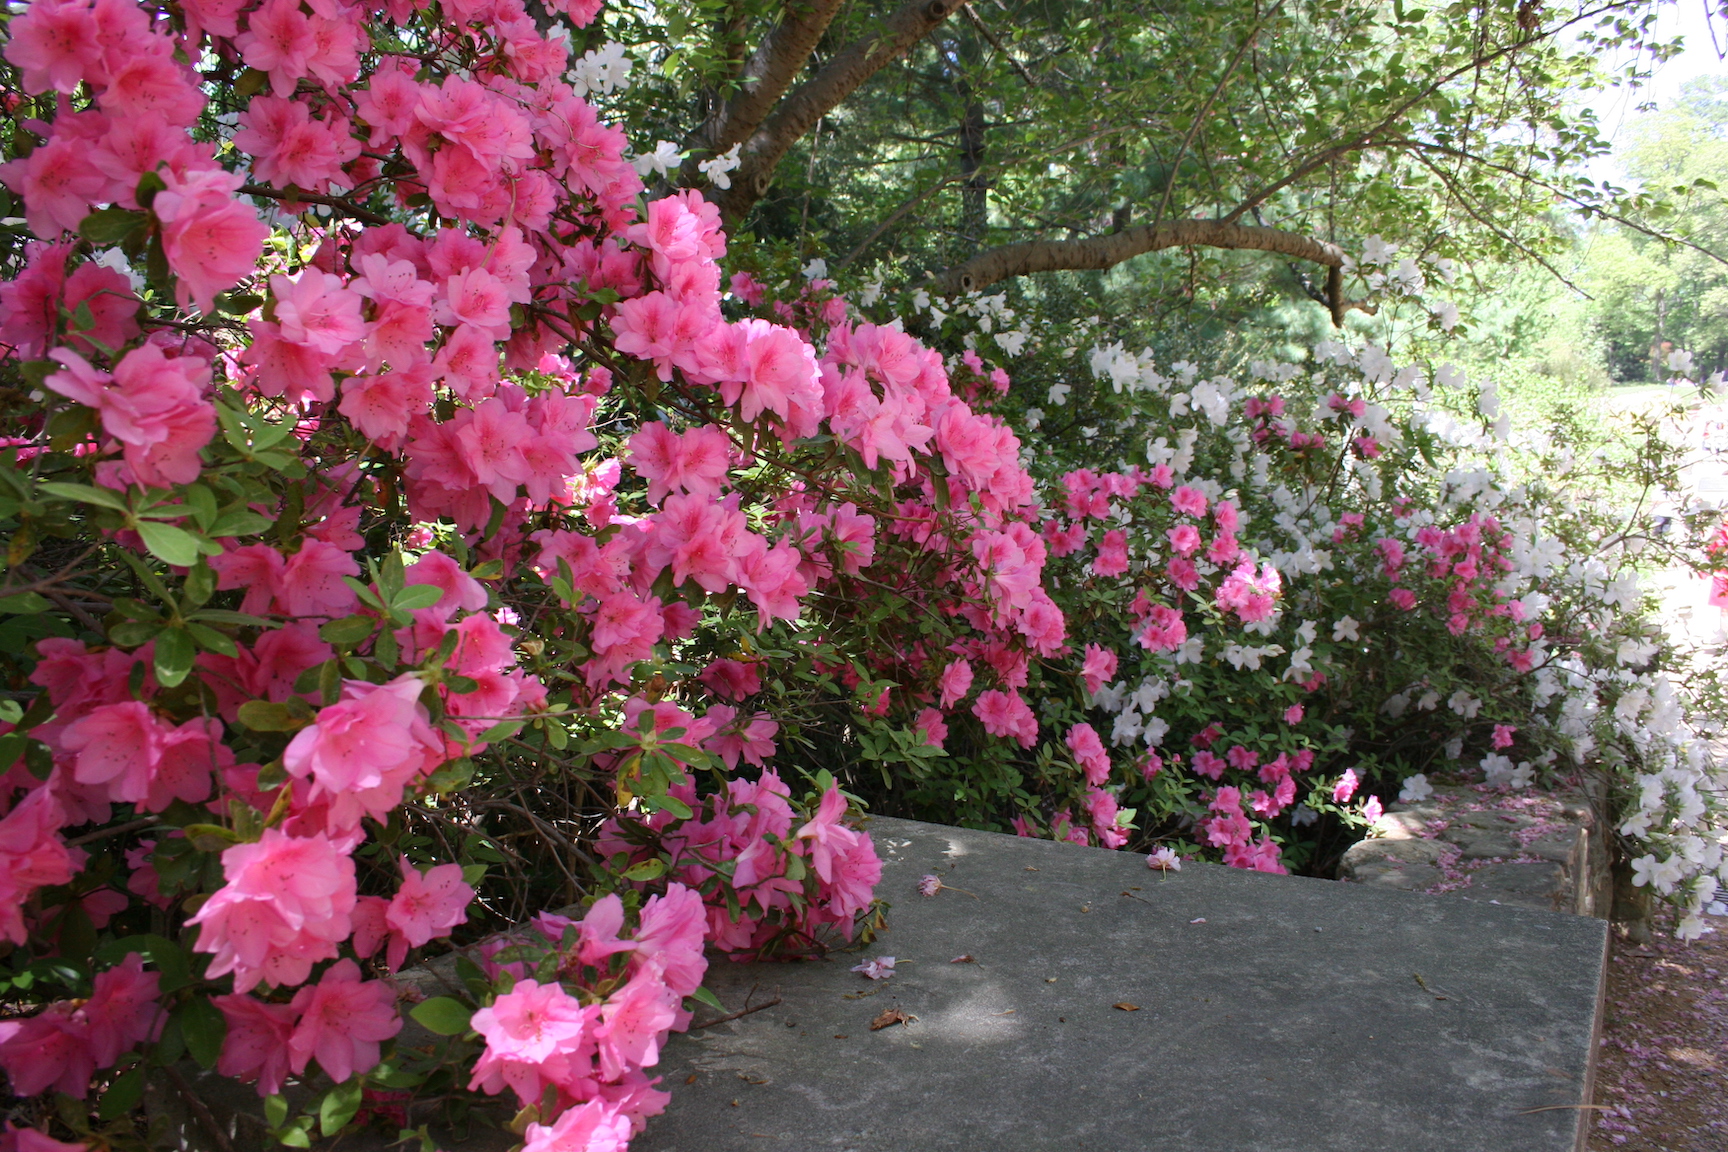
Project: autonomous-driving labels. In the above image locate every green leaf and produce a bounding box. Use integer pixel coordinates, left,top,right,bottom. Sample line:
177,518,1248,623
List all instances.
189,609,273,627
153,626,196,688
208,507,276,537
38,481,129,511
409,996,473,1036
0,592,50,614
98,1066,146,1121
320,615,377,645
622,858,666,882
108,619,163,649
237,700,306,732
183,823,240,853
264,1094,290,1129
689,985,725,1012
392,583,445,612
136,520,205,567
319,1078,365,1137
79,206,147,246
178,996,227,1069
185,621,238,657
476,719,523,743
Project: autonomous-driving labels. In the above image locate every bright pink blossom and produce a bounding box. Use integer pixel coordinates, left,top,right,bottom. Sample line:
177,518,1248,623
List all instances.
287,958,400,1083
384,857,474,969
188,828,358,991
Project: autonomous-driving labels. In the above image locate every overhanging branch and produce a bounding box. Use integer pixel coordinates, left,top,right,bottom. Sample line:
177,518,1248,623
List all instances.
713,0,967,222
686,0,848,162
929,219,1349,322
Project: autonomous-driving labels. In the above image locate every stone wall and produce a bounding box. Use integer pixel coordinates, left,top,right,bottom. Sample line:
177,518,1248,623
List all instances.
1339,783,1614,921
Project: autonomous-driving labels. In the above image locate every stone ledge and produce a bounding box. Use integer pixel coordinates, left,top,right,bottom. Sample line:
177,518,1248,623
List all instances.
1339,784,1613,919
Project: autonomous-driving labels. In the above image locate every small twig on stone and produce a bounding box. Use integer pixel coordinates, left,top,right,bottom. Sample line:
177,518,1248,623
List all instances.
690,995,784,1029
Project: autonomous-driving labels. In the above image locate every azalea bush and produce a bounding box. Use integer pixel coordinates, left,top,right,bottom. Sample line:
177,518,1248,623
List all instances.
0,0,1067,1145
831,249,1727,934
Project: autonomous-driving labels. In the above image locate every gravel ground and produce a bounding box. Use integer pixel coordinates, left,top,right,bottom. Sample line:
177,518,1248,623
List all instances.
1589,920,1728,1150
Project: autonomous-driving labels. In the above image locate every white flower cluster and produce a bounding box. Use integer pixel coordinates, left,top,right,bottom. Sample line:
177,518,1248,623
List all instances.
568,41,633,97
1068,330,1728,936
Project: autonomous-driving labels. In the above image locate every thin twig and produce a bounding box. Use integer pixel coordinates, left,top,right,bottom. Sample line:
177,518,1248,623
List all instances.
239,183,392,226
690,995,784,1029
961,4,1038,87
67,815,159,846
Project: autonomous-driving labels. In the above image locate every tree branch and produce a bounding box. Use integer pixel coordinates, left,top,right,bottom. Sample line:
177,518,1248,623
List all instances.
927,219,1347,297
686,0,849,161
714,0,967,222
961,3,1037,88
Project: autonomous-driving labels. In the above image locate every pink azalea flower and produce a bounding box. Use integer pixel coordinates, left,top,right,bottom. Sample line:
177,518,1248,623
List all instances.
594,959,679,1081
1333,768,1360,804
972,689,1038,748
188,829,358,992
1284,705,1304,724
633,884,708,998
937,658,974,709
3,0,107,93
1146,847,1181,872
0,1001,93,1097
470,980,598,1106
45,343,215,488
82,952,162,1068
0,787,77,944
287,959,400,1084
520,1100,634,1152
1066,722,1111,786
285,673,431,797
1170,486,1208,517
1080,644,1118,695
914,707,948,748
151,166,270,316
1091,529,1129,577
213,993,300,1097
384,857,474,969
627,421,731,505
851,956,895,980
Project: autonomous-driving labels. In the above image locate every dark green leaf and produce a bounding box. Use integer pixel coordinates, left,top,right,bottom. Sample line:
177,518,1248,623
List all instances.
153,627,196,688
177,996,227,1067
98,1066,145,1121
320,615,377,645
38,481,129,511
79,206,147,246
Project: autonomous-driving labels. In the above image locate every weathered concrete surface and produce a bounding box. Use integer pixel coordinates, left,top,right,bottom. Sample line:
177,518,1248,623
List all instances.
642,816,1606,1152
1340,784,1612,918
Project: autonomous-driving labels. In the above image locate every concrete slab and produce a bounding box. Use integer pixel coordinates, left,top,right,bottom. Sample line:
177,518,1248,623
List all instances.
641,816,1607,1152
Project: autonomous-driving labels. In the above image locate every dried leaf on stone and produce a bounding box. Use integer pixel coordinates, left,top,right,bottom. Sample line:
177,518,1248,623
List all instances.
870,1007,912,1031
950,954,974,963
1114,1002,1141,1012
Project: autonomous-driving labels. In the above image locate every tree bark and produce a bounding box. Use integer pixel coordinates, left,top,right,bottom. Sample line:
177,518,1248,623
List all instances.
688,0,849,162
928,219,1348,304
713,0,968,222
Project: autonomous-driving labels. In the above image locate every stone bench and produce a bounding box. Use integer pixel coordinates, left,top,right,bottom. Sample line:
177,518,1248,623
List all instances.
164,816,1609,1151
642,816,1606,1152
1337,784,1614,922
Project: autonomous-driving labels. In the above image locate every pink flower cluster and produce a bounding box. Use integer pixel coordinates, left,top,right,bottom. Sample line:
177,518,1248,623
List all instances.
466,885,708,1137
